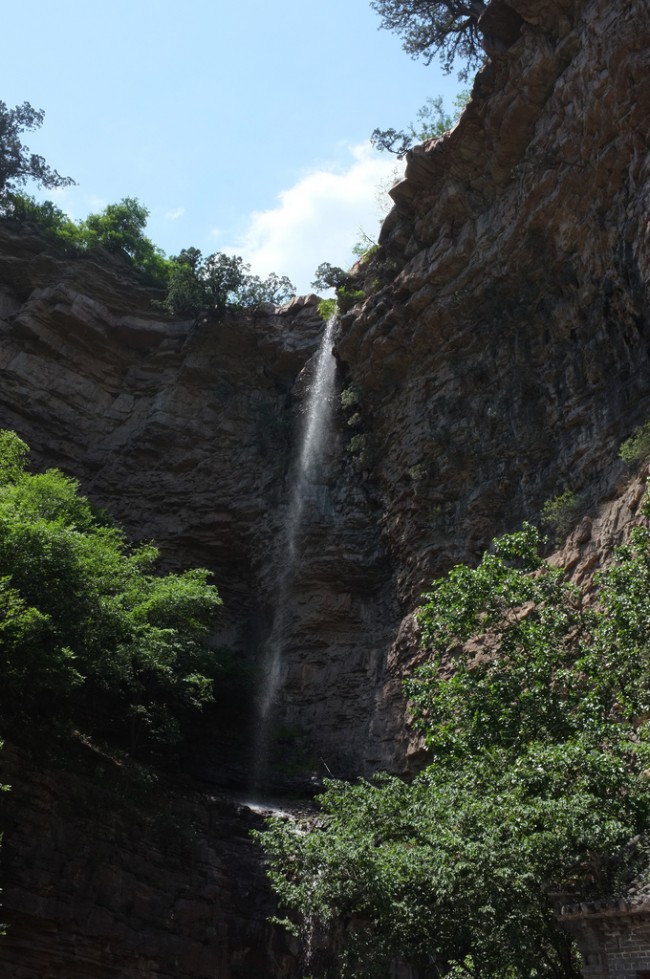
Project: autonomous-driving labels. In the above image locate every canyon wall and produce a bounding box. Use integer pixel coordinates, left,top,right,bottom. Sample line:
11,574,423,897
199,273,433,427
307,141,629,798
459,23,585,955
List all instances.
337,0,650,765
0,232,397,776
0,744,299,979
0,0,649,973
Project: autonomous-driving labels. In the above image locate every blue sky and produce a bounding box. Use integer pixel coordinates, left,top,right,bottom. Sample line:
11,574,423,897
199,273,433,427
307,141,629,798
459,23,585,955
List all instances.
3,0,463,294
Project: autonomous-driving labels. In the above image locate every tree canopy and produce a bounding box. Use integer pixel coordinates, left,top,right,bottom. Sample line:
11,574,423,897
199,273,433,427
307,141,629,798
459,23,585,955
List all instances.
0,101,75,198
4,191,296,308
258,519,650,978
0,429,225,752
0,100,295,308
159,248,295,315
371,0,487,77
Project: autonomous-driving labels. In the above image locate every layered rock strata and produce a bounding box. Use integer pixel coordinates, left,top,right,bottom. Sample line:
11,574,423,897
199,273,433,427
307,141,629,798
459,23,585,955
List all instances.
336,0,650,765
1,0,647,774
0,227,396,773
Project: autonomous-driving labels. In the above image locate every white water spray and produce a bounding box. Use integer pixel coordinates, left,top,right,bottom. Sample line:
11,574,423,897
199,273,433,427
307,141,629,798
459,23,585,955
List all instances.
284,313,338,567
254,316,338,777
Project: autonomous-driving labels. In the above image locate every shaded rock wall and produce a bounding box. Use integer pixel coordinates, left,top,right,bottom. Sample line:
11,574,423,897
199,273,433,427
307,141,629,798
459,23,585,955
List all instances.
0,744,299,979
2,0,647,776
336,0,650,766
0,0,648,776
0,229,397,774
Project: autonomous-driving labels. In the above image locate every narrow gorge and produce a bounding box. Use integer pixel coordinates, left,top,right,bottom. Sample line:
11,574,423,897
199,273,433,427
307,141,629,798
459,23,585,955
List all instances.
0,0,649,975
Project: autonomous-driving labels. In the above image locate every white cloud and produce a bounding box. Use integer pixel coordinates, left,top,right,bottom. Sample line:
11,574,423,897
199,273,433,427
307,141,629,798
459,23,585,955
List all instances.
222,143,404,295
164,206,185,220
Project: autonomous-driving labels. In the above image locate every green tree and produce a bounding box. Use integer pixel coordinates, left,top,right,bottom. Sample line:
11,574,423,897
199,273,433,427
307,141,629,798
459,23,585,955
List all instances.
619,420,650,464
0,430,223,751
2,192,81,249
371,0,487,78
311,262,352,293
236,270,296,308
371,92,469,158
201,252,250,309
161,250,212,316
159,248,295,316
79,197,170,285
0,101,75,199
80,196,148,256
258,522,650,978
540,490,583,543
311,262,365,314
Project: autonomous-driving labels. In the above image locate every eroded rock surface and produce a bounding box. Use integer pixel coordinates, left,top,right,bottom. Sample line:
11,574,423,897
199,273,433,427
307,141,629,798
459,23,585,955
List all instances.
336,0,650,766
0,744,299,979
0,225,397,775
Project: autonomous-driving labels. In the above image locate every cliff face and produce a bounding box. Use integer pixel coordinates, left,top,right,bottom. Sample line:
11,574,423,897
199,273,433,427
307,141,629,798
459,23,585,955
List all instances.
0,0,649,973
0,231,397,775
1,0,647,774
342,0,650,597
336,0,650,764
0,744,299,979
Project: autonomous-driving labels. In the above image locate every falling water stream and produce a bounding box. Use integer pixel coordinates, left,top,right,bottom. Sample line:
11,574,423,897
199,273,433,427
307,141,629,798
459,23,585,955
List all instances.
252,315,338,789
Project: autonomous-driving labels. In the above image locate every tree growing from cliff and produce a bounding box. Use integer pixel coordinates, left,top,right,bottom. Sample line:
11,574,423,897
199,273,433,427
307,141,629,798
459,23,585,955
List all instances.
371,90,470,158
371,0,487,77
258,520,650,978
0,101,75,198
79,197,170,285
3,191,170,285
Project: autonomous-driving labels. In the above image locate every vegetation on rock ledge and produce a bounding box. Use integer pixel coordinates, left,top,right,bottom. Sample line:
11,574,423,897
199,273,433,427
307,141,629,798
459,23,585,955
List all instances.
0,101,296,311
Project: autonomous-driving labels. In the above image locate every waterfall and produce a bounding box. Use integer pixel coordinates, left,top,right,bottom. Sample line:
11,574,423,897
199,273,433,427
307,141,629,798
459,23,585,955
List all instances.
286,314,338,560
253,315,338,786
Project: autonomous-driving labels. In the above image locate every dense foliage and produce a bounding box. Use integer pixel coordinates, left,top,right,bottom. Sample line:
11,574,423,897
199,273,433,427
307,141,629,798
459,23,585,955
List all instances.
0,101,75,198
4,190,296,307
79,196,170,285
311,262,365,314
158,246,295,315
0,430,225,752
259,520,650,978
540,490,583,543
371,0,487,78
620,420,650,465
3,191,296,306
